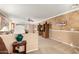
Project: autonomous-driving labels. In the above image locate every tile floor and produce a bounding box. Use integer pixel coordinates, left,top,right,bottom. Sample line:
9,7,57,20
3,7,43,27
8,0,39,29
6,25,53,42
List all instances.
28,36,78,54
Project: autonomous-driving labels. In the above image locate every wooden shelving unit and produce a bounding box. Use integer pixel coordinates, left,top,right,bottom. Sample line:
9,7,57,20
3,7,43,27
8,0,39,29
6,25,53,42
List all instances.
38,22,49,38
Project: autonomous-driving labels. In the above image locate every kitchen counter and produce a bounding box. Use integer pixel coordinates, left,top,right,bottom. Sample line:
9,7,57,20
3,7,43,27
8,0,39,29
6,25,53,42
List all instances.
0,32,38,53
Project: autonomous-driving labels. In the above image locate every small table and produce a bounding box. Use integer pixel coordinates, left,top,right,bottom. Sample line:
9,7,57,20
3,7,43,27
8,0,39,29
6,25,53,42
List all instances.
12,41,26,54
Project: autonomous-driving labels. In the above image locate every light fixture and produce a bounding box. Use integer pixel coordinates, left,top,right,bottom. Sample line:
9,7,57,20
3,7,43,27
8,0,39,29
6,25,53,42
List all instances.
71,4,79,8
27,18,34,22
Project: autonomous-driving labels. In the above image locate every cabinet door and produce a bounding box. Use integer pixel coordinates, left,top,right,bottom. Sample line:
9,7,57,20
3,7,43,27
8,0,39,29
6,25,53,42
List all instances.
0,16,8,30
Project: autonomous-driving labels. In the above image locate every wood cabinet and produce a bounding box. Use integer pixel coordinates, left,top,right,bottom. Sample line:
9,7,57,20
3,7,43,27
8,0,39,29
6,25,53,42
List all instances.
42,22,49,38
37,24,43,35
38,22,49,38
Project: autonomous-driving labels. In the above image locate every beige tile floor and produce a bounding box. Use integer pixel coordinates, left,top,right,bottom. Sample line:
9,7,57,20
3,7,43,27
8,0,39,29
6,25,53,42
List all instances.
28,36,78,54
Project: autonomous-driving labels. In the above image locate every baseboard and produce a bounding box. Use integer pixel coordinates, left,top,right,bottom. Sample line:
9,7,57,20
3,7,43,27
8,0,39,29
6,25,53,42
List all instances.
49,29,79,48
51,36,79,49
27,48,38,53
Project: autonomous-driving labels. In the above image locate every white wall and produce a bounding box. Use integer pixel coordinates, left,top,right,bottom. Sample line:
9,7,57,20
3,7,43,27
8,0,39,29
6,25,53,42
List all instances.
14,25,25,34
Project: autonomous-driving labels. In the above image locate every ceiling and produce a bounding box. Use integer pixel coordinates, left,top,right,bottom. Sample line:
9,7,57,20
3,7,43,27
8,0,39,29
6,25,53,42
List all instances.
0,4,78,24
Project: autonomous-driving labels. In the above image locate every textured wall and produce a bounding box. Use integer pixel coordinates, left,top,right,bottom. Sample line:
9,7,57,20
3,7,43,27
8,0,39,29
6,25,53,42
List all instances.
44,10,79,48
47,10,79,31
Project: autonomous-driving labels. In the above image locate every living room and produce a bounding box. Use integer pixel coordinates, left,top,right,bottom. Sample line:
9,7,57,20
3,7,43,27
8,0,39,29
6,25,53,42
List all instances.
0,4,79,54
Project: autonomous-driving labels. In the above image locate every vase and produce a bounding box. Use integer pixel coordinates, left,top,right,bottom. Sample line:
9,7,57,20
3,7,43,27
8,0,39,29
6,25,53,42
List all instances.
16,34,23,42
